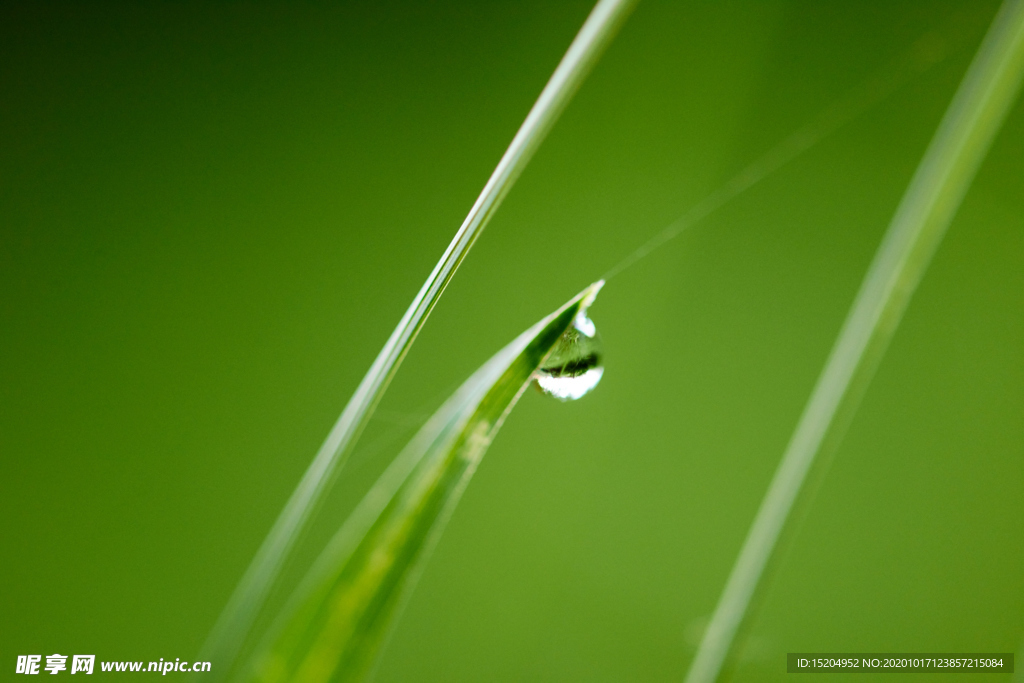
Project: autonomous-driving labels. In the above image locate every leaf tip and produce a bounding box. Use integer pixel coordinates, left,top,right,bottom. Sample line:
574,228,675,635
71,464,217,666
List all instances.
582,280,605,309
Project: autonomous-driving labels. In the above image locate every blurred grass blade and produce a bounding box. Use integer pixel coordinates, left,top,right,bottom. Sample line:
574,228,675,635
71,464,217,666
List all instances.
686,2,1024,682
202,0,636,672
246,282,604,683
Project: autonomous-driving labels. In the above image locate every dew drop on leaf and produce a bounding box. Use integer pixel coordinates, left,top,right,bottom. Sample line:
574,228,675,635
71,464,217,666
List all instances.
533,311,604,401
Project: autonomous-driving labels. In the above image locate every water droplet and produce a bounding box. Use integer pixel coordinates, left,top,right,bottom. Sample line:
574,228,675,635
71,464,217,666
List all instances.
533,311,604,401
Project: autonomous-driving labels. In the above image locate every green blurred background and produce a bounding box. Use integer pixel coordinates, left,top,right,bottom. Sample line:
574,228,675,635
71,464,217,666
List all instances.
2,1,1022,681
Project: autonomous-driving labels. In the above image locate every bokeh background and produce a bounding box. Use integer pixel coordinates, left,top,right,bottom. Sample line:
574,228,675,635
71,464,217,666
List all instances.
2,1,1022,681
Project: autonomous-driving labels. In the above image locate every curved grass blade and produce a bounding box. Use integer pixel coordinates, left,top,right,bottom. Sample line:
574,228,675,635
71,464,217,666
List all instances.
247,282,604,683
686,1,1024,681
201,1,635,673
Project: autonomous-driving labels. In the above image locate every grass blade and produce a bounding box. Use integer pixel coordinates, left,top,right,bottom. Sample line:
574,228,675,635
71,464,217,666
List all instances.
685,2,1024,681
246,282,605,683
202,0,636,672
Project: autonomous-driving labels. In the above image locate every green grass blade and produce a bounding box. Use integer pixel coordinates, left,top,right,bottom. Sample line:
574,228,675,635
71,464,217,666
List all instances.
201,0,635,672
246,282,604,683
685,2,1024,682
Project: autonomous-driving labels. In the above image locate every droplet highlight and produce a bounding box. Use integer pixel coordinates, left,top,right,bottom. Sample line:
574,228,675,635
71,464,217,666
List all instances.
533,311,604,401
